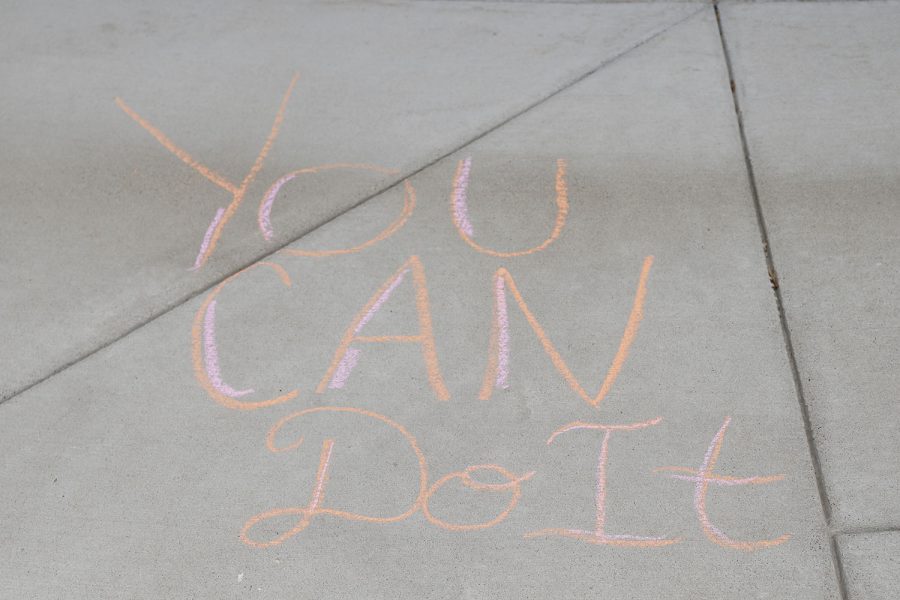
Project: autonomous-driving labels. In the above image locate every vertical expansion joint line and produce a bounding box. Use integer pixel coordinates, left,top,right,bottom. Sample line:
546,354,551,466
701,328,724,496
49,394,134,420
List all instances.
713,4,847,599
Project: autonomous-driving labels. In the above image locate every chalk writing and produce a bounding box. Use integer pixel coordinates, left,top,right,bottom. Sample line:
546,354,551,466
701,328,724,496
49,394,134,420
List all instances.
243,406,532,546
422,465,535,532
131,79,795,551
316,256,450,401
493,274,510,390
239,408,790,548
264,165,416,255
116,73,300,269
451,157,474,236
244,406,429,548
202,299,253,398
328,265,408,390
525,418,679,547
479,256,653,408
191,261,298,410
451,157,569,257
187,248,791,550
182,247,791,549
241,438,335,549
654,417,790,551
194,208,226,270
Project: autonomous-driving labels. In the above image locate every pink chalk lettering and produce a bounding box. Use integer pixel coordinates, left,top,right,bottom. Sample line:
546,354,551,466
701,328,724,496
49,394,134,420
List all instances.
451,157,474,236
525,418,679,547
202,299,254,398
192,207,225,270
655,417,791,551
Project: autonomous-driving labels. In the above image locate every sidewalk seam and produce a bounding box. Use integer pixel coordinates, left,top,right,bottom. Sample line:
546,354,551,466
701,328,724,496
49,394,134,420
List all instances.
837,526,900,537
0,5,704,409
713,3,848,599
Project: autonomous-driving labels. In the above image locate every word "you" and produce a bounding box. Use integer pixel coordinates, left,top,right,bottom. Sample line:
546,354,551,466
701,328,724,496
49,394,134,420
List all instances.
116,74,567,270
118,75,792,554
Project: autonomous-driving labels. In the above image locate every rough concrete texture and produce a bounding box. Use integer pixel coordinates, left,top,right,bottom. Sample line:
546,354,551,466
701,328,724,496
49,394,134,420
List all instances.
0,7,841,598
0,0,702,401
720,1,900,534
838,532,900,600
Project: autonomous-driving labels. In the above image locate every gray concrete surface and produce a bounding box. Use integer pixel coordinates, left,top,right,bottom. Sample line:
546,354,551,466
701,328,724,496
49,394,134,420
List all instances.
720,0,900,534
4,0,900,597
0,0,700,402
0,7,842,598
838,532,900,600
719,3,900,595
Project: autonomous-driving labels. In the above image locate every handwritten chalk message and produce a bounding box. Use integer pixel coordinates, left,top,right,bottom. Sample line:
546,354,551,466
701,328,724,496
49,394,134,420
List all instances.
118,75,790,553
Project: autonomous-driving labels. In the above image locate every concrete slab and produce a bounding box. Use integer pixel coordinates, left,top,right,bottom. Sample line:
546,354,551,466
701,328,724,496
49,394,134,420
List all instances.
838,532,900,600
0,0,701,401
719,1,900,532
0,8,837,598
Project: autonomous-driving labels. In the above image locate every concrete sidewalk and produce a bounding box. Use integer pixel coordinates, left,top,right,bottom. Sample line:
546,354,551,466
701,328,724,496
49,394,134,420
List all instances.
1,1,898,598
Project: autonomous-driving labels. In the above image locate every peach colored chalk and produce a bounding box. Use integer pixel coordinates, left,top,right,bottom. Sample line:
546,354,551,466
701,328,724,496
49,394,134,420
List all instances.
326,267,407,389
241,438,335,549
191,261,298,410
450,158,568,257
116,73,300,269
202,299,253,398
525,418,679,548
422,465,534,532
243,406,430,547
655,417,790,552
244,406,534,546
479,256,654,409
258,164,415,255
316,256,450,401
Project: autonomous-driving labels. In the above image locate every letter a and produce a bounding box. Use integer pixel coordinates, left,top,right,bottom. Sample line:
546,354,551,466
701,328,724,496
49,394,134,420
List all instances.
316,256,450,400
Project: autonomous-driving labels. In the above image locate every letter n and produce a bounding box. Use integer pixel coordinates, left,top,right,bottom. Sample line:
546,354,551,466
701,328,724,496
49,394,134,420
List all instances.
479,256,653,409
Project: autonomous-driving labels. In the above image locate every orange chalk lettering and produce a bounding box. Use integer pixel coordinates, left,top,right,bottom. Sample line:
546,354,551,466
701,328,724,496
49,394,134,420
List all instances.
422,464,534,532
191,261,298,410
316,256,450,400
243,406,429,547
480,256,653,409
525,418,679,547
655,417,790,551
116,73,300,269
243,406,538,546
259,164,415,254
241,438,335,548
450,157,569,257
